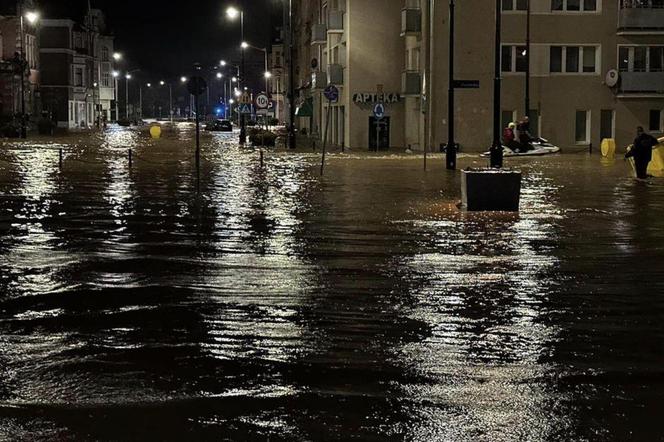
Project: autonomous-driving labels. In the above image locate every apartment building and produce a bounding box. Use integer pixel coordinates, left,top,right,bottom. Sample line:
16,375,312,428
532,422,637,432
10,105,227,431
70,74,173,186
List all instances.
294,0,664,152
0,0,40,120
39,9,115,128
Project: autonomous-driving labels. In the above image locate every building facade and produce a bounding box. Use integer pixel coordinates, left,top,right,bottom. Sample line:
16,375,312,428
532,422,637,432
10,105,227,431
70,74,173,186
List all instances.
269,41,286,123
40,9,115,129
293,0,664,152
0,0,40,121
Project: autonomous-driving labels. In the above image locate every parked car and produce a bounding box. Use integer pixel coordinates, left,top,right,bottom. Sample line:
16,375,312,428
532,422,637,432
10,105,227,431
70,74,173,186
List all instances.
205,119,233,132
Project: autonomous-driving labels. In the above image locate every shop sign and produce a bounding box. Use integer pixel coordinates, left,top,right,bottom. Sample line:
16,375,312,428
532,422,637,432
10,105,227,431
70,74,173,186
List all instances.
352,93,401,104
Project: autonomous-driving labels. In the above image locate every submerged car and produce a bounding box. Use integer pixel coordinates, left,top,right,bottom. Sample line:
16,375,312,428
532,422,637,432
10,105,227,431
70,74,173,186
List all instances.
205,119,233,132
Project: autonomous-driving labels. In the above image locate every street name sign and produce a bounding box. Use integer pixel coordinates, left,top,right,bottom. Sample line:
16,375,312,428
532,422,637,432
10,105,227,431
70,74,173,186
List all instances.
453,80,480,89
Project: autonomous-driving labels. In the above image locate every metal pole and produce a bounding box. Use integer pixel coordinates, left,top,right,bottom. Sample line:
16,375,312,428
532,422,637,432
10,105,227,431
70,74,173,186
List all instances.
139,86,142,121
114,76,119,122
321,104,331,175
446,0,456,170
125,77,129,119
525,0,531,118
288,0,296,149
195,92,201,191
19,15,27,139
169,84,173,124
239,11,247,145
490,0,504,168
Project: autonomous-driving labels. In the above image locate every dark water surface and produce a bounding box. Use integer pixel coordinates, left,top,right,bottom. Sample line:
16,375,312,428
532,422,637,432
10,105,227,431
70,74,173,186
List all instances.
0,125,663,441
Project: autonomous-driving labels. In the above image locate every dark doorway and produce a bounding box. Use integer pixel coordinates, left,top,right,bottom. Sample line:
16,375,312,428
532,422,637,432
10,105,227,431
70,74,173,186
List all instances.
600,109,614,140
369,117,390,151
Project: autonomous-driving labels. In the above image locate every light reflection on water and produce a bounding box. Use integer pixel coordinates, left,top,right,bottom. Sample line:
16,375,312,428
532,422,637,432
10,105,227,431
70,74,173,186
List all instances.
1,126,663,440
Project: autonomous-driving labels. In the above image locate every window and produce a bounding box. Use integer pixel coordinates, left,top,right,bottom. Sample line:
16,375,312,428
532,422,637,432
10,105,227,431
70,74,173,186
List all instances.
618,46,664,72
550,46,563,72
550,46,597,73
566,47,579,72
502,0,528,10
621,0,664,8
575,110,590,143
501,45,527,73
583,46,596,72
552,0,597,10
650,110,662,132
102,71,111,87
74,66,84,87
102,46,109,61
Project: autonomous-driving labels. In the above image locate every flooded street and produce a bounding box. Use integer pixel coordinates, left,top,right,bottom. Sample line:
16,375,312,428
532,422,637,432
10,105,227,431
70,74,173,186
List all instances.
0,124,663,441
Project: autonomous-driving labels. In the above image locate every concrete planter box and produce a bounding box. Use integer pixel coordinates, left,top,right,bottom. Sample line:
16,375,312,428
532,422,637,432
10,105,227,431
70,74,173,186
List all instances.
461,168,522,212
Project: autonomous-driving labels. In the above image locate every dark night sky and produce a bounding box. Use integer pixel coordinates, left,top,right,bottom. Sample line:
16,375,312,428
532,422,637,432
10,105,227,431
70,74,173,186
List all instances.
38,0,281,83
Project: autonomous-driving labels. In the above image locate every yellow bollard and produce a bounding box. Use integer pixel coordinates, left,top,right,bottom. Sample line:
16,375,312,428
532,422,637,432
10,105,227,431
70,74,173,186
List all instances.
648,139,664,177
601,138,616,158
150,125,162,139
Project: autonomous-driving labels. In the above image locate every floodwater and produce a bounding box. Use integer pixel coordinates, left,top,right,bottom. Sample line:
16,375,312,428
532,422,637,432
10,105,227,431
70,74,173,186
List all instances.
0,123,663,441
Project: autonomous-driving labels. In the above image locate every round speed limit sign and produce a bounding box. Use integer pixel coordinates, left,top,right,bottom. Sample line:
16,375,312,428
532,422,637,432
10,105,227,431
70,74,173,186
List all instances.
255,93,270,110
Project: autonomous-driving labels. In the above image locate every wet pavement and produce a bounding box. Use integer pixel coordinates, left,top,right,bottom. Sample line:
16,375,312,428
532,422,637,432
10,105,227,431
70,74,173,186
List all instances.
0,123,663,441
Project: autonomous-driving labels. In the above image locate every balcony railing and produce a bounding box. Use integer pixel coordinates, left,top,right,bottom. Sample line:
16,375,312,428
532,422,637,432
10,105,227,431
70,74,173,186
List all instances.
312,23,327,45
328,10,344,33
619,2,664,31
402,71,421,95
401,8,422,36
619,71,664,93
328,64,344,85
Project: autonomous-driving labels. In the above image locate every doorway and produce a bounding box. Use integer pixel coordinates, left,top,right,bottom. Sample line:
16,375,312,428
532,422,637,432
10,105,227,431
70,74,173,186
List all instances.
369,117,390,151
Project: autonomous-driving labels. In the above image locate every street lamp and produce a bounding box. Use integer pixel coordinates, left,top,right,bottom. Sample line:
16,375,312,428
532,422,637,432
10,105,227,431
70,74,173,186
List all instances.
226,5,246,145
181,76,188,83
125,73,131,119
113,52,122,61
158,80,173,124
18,8,39,138
113,71,119,122
243,42,270,94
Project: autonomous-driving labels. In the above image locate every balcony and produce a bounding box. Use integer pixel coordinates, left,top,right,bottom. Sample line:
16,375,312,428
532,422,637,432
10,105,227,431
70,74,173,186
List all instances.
328,64,344,85
402,71,421,96
401,8,422,36
618,6,664,33
311,70,328,89
619,71,664,94
312,23,327,45
328,10,344,33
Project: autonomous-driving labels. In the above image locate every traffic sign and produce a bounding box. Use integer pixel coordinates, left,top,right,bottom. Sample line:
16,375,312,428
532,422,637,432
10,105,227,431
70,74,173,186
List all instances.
373,103,385,119
187,76,207,96
255,93,270,109
452,80,480,89
238,103,253,114
324,85,339,102
241,92,251,104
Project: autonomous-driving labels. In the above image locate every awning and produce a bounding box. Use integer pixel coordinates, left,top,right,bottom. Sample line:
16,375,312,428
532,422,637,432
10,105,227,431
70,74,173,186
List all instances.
295,98,313,117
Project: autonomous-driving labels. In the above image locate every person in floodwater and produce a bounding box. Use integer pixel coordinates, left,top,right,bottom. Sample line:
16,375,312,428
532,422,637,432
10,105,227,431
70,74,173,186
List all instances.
626,126,659,180
517,117,534,152
503,122,522,152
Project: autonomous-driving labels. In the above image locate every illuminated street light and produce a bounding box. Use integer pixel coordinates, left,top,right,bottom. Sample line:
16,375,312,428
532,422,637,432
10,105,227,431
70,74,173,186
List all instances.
228,99,234,104
113,52,122,61
25,11,39,24
226,6,240,19
264,71,272,79
232,77,237,83
241,41,249,50
126,73,132,80
234,90,241,97
112,71,119,78
160,80,165,86
216,72,223,79
181,76,187,83
147,83,152,87
220,60,227,67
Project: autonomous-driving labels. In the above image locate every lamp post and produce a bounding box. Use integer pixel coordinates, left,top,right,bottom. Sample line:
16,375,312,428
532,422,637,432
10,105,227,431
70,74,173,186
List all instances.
447,0,456,170
125,73,131,119
18,9,39,138
112,53,122,121
490,0,504,168
226,6,246,145
160,80,173,124
525,0,531,119
286,0,296,149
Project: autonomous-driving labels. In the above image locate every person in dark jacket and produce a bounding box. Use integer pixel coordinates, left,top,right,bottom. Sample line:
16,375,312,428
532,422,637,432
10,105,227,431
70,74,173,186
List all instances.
626,126,659,179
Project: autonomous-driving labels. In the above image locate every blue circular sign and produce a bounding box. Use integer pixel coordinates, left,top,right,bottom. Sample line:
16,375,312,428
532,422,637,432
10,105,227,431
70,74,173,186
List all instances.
373,103,385,119
324,85,339,102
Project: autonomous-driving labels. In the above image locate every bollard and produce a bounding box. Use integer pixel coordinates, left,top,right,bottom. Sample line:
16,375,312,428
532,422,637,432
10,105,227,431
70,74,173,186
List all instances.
59,148,63,169
260,149,264,168
341,141,345,154
128,148,133,168
589,142,593,155
313,141,316,152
